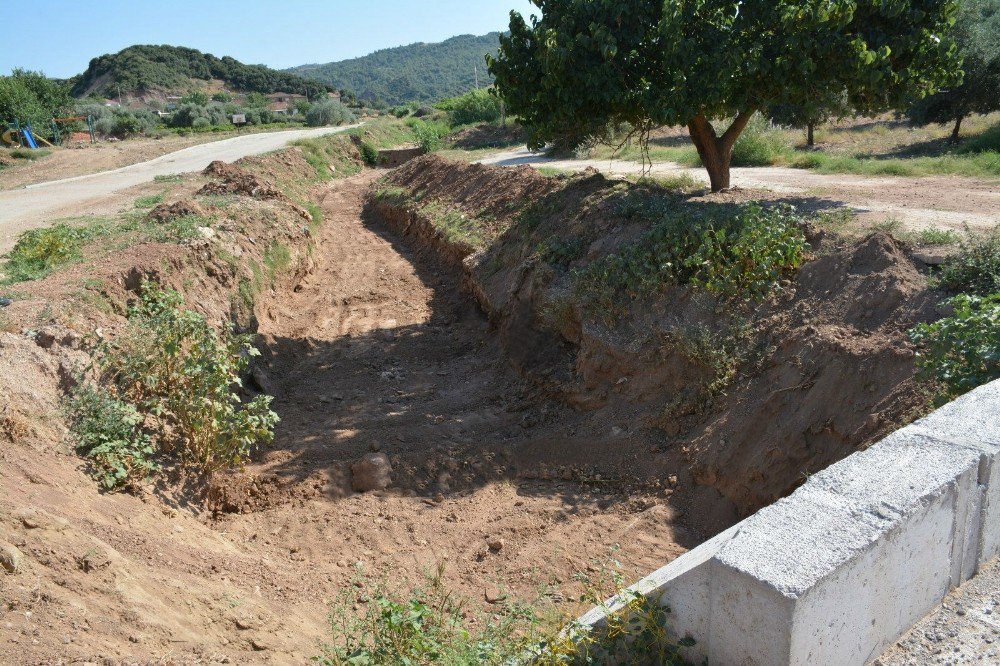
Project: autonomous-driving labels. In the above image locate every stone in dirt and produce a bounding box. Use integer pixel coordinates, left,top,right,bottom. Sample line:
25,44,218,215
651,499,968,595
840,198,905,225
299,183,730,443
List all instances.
351,453,393,492
1,544,25,573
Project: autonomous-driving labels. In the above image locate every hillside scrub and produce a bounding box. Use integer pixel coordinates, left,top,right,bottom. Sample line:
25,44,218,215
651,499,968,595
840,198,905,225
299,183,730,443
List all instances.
490,1,962,191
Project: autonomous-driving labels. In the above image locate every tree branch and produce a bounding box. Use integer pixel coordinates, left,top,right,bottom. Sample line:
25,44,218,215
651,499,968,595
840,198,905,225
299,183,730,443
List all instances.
720,109,756,151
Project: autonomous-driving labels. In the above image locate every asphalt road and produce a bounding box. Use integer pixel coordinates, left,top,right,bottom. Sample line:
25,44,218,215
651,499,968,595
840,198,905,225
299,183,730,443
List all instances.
0,124,360,251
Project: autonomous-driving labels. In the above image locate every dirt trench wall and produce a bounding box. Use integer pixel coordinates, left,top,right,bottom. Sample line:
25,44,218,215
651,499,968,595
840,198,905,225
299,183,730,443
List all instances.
371,155,941,521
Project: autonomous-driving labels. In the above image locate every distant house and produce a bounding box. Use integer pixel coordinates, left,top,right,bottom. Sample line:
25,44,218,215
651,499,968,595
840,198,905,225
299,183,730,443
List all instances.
268,101,290,115
327,91,342,102
165,95,183,111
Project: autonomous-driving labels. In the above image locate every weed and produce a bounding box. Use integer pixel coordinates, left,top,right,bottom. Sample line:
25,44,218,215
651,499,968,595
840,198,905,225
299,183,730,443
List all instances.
730,117,788,167
870,218,903,236
358,141,379,167
936,229,1000,295
539,237,586,269
574,203,806,321
373,186,410,207
67,384,157,490
913,228,961,246
909,293,1000,402
263,242,292,282
305,202,324,231
134,194,165,209
153,174,183,183
93,284,278,473
421,201,487,249
2,224,91,283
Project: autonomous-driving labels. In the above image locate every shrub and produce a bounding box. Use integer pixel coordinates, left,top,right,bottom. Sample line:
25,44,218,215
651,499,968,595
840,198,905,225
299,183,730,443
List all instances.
909,293,1000,401
95,284,278,473
936,229,1000,296
67,385,157,490
358,140,379,166
574,203,806,320
730,116,787,167
407,118,449,152
438,88,503,125
192,117,211,129
306,100,356,127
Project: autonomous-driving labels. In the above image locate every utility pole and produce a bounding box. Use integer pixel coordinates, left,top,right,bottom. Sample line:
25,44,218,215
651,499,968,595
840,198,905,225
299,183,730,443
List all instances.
474,64,479,89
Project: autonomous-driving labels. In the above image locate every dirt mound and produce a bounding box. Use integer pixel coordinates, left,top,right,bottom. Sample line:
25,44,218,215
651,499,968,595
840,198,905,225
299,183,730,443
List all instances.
199,159,287,199
449,123,525,149
148,198,206,222
388,154,558,223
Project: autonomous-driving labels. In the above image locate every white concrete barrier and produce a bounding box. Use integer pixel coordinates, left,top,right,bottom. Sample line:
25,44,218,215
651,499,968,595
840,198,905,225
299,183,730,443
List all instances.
578,379,1000,665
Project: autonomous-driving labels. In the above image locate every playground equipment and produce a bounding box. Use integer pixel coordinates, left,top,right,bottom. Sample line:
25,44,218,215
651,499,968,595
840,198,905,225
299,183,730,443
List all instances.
1,116,95,148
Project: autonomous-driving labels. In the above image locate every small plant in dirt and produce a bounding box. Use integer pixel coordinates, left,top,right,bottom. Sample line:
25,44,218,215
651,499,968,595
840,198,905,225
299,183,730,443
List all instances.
92,283,278,473
909,293,1000,402
574,203,806,321
66,385,158,490
1,223,90,283
913,228,961,247
936,229,1000,296
134,194,165,209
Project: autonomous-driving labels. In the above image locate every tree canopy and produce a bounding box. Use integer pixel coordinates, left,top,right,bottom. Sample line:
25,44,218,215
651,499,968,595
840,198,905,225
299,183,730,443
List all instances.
908,0,1000,140
489,0,962,191
0,69,73,126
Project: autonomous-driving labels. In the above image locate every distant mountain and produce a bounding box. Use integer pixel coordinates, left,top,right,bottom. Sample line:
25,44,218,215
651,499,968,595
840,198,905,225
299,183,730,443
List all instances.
70,45,331,99
287,33,501,106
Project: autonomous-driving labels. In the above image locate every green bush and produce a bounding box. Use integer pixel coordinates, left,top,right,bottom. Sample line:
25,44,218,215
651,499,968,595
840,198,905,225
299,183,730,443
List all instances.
730,116,788,167
575,203,806,320
67,385,157,490
407,118,449,152
358,140,379,166
909,293,1000,401
937,230,1000,295
305,100,356,127
437,88,503,125
96,284,278,473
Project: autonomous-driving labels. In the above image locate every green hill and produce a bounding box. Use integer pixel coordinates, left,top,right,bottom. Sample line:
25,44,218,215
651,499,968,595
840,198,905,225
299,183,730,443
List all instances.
70,45,331,99
287,33,501,106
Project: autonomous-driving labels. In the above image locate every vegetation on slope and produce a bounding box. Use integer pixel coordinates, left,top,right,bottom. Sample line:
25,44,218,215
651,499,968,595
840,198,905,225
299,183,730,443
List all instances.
70,44,333,98
289,33,501,106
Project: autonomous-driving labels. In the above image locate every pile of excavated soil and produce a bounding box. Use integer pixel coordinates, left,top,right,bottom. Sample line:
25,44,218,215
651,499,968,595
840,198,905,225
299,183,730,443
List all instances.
199,159,288,200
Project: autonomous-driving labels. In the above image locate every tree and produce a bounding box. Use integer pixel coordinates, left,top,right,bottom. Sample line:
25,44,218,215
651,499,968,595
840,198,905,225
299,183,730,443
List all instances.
181,90,209,106
305,100,355,127
908,0,1000,142
0,69,72,127
489,1,962,191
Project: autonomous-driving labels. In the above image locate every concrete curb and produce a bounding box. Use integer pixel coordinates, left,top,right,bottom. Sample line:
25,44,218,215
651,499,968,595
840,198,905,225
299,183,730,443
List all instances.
578,379,1000,665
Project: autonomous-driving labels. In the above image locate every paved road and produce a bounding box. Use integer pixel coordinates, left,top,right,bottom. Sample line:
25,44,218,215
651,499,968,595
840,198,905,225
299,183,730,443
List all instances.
479,148,1000,231
0,124,360,250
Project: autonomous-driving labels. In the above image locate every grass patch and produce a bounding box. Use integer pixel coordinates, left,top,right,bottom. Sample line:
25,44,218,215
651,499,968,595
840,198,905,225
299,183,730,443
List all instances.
134,194,164,209
936,229,1000,295
8,148,52,160
263,242,292,283
913,228,961,247
153,174,183,183
420,201,487,249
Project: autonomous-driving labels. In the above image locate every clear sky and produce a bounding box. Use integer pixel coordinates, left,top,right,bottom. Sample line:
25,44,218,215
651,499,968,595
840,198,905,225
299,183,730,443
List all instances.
0,0,539,78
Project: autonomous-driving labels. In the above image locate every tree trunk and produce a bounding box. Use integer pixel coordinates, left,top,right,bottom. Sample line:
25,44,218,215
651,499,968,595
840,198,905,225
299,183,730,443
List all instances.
951,115,963,143
807,122,815,147
687,111,755,193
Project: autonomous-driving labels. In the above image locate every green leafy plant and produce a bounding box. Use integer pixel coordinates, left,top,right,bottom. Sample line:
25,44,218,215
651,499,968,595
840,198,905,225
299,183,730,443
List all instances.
95,284,278,473
909,293,1000,401
1,223,90,283
937,230,1000,295
67,384,157,490
134,194,164,209
358,140,379,167
574,203,806,320
408,118,450,152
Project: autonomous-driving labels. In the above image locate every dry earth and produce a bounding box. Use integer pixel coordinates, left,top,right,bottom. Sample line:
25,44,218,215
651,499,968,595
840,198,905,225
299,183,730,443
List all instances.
479,148,1000,233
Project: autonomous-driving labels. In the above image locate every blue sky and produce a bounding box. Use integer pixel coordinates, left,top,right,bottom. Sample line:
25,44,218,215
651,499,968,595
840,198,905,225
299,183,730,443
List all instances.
0,1,539,78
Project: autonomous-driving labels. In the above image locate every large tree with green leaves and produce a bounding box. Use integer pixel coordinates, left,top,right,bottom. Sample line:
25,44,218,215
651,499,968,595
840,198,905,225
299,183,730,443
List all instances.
908,0,1000,142
0,69,73,127
488,0,962,191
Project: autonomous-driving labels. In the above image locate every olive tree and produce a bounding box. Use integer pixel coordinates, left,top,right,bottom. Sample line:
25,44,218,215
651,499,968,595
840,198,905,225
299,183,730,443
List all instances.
908,0,1000,142
489,0,962,191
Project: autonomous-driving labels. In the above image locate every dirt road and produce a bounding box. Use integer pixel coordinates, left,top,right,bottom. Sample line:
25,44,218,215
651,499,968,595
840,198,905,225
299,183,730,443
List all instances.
0,124,360,251
479,148,1000,232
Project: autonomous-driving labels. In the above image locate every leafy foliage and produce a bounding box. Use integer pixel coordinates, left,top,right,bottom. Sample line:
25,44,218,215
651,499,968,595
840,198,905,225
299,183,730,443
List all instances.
70,44,332,99
908,0,1000,137
436,88,502,125
909,294,1000,400
937,229,1000,295
95,284,278,473
305,100,356,127
489,0,962,190
289,33,501,105
408,118,450,152
67,385,157,490
1,223,91,283
574,203,806,320
0,68,73,128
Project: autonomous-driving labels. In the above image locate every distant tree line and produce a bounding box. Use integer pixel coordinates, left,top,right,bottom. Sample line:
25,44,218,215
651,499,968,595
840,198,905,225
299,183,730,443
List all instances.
70,45,333,99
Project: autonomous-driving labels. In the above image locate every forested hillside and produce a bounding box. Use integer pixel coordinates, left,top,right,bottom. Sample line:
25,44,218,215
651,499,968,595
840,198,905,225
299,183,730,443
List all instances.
287,33,500,105
70,45,331,98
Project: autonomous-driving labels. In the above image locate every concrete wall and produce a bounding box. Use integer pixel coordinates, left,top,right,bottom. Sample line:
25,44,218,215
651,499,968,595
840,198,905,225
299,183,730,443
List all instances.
578,379,1000,665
